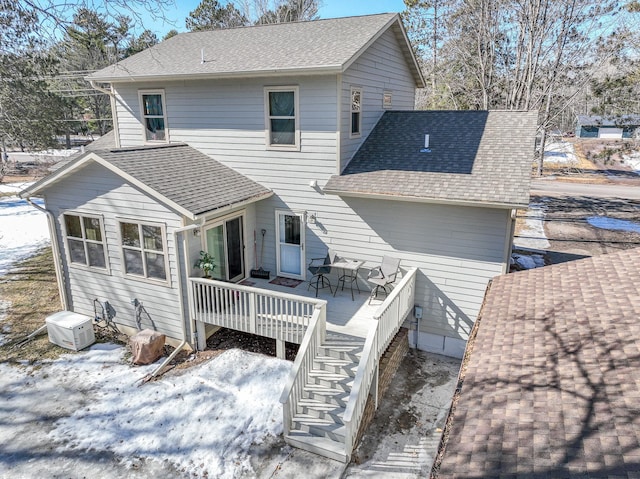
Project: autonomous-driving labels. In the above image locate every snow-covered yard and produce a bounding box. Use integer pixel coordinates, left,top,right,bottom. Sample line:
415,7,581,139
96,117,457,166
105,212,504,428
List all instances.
544,141,578,166
0,183,294,478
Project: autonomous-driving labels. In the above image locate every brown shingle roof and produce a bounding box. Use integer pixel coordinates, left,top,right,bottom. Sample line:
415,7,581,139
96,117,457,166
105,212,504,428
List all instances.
434,248,640,478
324,110,538,208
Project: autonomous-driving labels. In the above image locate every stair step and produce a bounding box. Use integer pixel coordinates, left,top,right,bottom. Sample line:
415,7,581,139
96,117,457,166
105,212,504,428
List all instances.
303,384,350,407
284,431,349,463
318,346,362,362
292,413,347,442
313,356,357,376
307,369,354,390
296,398,345,424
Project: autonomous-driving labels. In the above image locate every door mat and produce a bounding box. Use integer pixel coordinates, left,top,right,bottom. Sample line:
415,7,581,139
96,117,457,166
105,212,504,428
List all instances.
269,276,304,288
239,279,256,287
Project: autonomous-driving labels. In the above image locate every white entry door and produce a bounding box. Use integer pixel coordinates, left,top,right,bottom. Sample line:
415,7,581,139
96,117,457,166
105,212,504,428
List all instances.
276,211,305,279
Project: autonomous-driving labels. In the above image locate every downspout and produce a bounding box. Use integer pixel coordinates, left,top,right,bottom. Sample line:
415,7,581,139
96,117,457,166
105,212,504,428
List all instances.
150,221,202,378
25,198,68,310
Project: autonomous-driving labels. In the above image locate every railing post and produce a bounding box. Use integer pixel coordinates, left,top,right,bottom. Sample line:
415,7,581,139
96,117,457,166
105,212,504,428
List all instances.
249,290,257,334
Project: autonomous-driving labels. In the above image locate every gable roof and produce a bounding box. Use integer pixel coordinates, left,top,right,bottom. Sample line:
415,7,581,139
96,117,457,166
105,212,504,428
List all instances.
88,13,424,87
324,110,538,209
49,130,116,172
21,144,272,220
434,248,640,478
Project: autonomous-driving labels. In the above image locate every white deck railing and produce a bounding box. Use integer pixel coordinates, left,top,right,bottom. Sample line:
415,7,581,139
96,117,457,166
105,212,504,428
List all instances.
342,267,417,455
189,277,324,344
279,304,327,436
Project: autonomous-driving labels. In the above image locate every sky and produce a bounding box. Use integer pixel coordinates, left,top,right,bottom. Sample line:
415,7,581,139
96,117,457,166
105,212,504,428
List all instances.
142,0,407,37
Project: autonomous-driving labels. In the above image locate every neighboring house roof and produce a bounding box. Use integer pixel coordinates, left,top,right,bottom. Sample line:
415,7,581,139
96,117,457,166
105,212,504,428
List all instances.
21,143,272,219
324,110,538,209
577,114,640,127
87,14,424,88
49,130,117,172
434,248,640,478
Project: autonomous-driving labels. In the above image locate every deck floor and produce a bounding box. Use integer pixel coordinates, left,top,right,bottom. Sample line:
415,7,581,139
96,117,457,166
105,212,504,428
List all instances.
240,276,382,339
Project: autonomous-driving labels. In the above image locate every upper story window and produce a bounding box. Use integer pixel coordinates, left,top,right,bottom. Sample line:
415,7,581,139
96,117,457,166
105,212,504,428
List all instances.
119,220,168,283
63,213,108,270
139,90,168,142
350,87,362,138
383,91,393,109
265,86,299,150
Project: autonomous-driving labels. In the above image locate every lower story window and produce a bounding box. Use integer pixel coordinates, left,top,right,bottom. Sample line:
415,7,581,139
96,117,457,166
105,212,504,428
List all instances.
63,213,107,269
120,221,168,281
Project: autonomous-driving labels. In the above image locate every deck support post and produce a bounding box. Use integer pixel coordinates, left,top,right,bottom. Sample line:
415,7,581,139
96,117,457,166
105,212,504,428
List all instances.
195,320,207,351
276,339,285,359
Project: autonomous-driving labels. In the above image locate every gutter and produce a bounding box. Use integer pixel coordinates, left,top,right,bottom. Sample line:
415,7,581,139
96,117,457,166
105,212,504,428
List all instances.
25,198,68,310
150,221,202,378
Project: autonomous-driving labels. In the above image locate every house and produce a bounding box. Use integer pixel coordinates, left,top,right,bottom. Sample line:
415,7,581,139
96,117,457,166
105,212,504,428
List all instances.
576,114,640,139
433,248,640,478
20,13,537,462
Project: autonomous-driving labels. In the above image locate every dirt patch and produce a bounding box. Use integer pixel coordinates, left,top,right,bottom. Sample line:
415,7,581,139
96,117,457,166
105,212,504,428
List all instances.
0,247,66,364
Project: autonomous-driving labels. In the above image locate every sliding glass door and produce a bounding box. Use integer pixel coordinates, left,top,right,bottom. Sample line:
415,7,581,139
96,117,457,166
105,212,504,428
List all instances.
203,215,245,283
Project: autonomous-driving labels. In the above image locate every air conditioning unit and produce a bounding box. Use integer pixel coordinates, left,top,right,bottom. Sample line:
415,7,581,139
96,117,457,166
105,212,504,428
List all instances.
45,311,96,351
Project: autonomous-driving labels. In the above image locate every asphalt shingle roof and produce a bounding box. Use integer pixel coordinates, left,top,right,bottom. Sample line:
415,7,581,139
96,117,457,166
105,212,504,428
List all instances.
577,114,640,127
25,144,271,218
324,110,538,208
434,248,640,478
88,14,423,87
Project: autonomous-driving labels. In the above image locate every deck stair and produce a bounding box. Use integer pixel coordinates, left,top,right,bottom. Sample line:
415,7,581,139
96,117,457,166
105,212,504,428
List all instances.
285,334,364,462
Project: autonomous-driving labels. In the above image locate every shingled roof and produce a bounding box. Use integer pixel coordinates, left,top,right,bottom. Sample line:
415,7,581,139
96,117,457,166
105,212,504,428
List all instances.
324,110,538,208
21,144,272,219
88,13,424,87
434,248,640,478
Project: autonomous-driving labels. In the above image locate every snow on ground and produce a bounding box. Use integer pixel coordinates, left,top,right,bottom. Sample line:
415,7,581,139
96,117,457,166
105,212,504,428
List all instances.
47,346,290,478
544,141,578,165
513,202,550,250
0,300,10,346
586,216,640,234
0,183,49,276
621,153,640,173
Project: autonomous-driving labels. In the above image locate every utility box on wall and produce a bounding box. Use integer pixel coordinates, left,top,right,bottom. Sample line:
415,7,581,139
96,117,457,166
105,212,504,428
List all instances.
45,311,96,351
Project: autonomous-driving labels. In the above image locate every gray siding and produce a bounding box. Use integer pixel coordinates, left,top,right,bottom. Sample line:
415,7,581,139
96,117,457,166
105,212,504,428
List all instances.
340,28,417,171
44,163,186,340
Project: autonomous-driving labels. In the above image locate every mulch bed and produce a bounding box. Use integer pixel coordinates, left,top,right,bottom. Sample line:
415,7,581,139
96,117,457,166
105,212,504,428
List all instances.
206,328,299,361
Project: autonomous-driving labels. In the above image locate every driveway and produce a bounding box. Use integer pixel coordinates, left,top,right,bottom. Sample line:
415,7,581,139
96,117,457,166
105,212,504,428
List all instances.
531,179,640,200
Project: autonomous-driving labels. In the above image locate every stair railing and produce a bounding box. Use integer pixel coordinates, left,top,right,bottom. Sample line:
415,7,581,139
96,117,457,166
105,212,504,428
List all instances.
279,302,327,436
342,266,417,458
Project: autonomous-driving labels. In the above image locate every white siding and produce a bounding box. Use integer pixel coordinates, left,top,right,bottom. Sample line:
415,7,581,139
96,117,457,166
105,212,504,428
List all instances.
340,28,417,171
44,163,186,340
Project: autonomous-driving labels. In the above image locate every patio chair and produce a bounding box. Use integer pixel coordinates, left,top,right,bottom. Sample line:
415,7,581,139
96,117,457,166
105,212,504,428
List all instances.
308,249,337,297
367,255,400,303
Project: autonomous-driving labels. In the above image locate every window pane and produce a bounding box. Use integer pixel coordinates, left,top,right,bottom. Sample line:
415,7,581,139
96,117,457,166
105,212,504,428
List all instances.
351,89,361,111
142,94,163,116
145,118,165,141
83,217,102,242
146,252,166,280
65,215,82,238
124,249,144,275
205,225,226,280
270,119,295,145
269,91,294,116
68,239,86,264
351,112,360,134
282,215,300,245
121,223,140,247
142,225,164,251
87,243,106,268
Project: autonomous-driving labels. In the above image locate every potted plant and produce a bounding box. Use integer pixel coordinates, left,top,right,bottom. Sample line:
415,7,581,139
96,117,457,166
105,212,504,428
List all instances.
194,251,216,278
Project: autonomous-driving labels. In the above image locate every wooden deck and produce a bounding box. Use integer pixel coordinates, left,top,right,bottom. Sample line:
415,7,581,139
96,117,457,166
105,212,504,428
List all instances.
238,276,380,339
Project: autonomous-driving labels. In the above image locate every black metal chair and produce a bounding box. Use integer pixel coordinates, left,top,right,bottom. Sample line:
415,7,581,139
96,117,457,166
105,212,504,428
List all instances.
367,255,400,303
308,250,337,297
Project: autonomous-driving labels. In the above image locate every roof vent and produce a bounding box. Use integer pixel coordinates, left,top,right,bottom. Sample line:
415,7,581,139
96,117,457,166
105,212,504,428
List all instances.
420,134,431,153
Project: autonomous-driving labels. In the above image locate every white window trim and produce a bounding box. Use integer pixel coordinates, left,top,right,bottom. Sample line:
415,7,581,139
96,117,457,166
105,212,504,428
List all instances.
264,85,300,151
117,218,171,286
383,90,393,109
350,86,362,139
138,89,169,144
61,212,110,274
